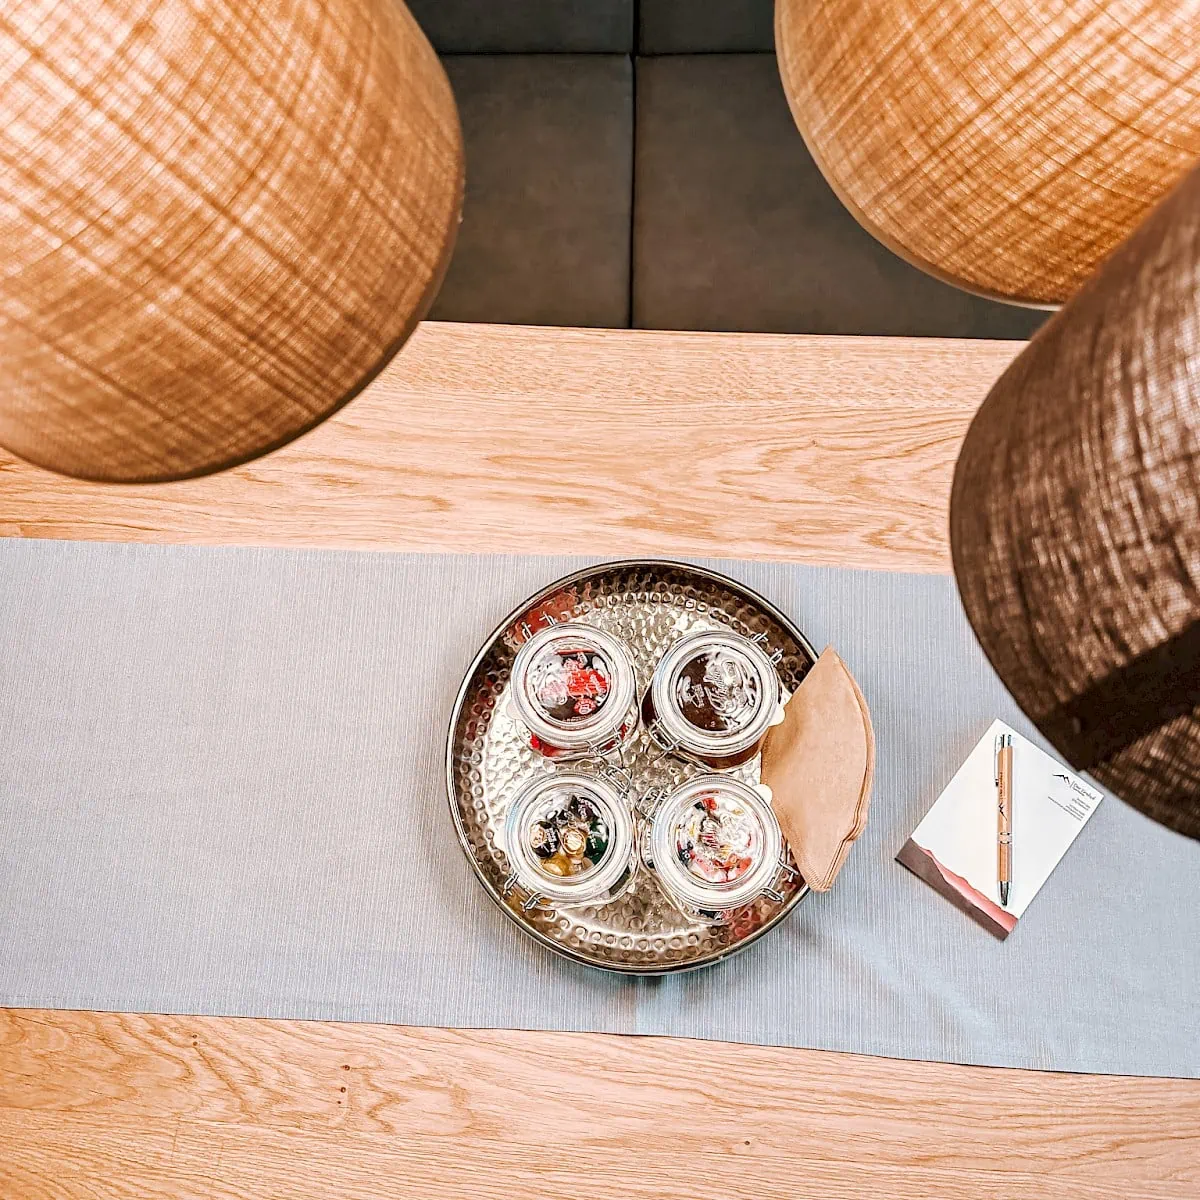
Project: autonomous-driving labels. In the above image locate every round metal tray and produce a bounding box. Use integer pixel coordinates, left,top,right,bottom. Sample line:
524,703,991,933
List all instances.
446,560,817,974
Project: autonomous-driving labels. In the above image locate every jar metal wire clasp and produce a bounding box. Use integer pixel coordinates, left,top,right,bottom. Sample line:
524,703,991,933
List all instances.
501,869,546,912
749,630,784,666
762,855,804,903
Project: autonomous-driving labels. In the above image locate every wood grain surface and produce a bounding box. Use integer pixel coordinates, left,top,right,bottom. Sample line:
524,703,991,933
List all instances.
0,322,1022,573
2,1010,1197,1200
2,322,1196,1198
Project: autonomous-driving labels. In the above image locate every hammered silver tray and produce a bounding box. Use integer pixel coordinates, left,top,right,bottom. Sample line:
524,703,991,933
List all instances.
446,560,817,974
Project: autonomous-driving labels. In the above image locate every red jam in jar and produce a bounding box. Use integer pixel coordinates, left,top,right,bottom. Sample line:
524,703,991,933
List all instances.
511,623,638,760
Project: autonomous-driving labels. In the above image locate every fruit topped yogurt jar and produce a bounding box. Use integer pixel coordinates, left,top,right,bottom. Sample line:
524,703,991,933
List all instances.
642,628,784,768
642,774,784,924
510,623,639,760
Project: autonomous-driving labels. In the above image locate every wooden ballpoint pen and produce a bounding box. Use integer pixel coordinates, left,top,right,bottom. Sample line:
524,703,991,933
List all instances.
996,733,1013,907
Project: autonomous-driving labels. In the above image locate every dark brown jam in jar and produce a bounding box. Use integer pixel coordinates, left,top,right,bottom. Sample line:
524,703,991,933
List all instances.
511,623,638,760
643,629,783,769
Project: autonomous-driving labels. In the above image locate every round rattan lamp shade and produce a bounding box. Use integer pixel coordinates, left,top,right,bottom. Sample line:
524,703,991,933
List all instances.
951,163,1200,840
0,0,462,483
775,0,1200,307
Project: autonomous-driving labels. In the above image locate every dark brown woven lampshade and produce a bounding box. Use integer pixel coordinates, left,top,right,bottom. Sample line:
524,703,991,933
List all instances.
0,0,462,483
951,163,1200,840
775,0,1200,307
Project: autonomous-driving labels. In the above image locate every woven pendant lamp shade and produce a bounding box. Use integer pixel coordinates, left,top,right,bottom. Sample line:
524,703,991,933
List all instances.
951,164,1200,840
0,0,462,483
775,0,1200,307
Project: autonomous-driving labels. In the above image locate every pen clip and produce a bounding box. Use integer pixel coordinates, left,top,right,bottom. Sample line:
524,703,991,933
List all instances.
994,732,1012,787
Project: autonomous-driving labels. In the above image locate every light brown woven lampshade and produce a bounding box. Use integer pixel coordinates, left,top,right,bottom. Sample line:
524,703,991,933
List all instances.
0,0,462,483
951,163,1200,840
775,0,1200,307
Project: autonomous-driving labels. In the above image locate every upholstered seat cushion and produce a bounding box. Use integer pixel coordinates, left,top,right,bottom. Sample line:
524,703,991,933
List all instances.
407,0,632,53
632,54,1048,336
429,55,633,328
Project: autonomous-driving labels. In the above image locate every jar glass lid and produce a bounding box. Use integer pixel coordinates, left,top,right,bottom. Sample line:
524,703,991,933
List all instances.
650,629,781,756
650,775,781,910
511,623,637,750
502,772,635,904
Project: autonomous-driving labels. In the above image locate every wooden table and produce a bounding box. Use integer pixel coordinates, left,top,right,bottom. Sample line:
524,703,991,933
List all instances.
1,323,1196,1199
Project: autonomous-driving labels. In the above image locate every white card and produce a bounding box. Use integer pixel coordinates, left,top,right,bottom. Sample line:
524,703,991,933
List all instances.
898,720,1103,939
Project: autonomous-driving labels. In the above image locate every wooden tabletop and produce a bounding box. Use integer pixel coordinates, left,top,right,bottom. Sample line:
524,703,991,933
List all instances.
1,323,1196,1199
0,321,1021,572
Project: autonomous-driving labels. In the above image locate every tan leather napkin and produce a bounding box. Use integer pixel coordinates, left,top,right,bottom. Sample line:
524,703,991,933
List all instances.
760,647,874,891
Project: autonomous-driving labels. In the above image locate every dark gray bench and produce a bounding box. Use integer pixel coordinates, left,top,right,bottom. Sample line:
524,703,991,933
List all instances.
410,0,1045,337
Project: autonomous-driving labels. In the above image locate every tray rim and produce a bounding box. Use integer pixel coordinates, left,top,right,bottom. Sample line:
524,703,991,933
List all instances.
444,557,818,976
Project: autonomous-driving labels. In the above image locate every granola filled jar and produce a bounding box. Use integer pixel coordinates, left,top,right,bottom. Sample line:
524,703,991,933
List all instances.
642,774,783,925
642,629,784,768
510,623,638,760
501,772,636,909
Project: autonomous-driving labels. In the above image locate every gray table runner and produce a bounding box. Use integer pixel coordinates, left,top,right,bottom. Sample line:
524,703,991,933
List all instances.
1,540,1196,1076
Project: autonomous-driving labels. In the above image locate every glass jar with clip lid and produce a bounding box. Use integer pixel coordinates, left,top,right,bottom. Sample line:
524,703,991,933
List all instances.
499,769,637,912
510,621,639,761
640,774,790,925
642,628,785,769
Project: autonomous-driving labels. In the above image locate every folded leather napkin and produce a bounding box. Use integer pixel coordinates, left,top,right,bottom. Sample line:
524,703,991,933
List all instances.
760,647,874,891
